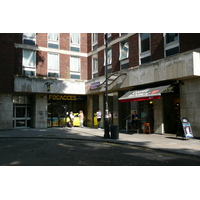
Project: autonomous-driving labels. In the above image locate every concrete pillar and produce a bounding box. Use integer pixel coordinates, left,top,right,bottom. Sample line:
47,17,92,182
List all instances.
86,95,93,127
154,97,164,134
180,79,200,138
0,93,13,129
32,94,47,128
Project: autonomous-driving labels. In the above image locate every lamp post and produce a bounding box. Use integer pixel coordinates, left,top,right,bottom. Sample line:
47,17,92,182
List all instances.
104,33,110,138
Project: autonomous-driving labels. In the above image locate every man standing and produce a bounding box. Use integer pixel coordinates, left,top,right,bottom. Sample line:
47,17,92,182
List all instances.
96,109,102,129
132,111,139,129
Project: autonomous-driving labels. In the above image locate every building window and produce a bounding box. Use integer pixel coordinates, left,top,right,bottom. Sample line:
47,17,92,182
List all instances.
48,53,59,78
48,33,59,49
119,40,129,70
140,33,151,64
166,33,178,44
104,48,112,65
92,54,98,78
70,56,80,79
164,33,179,57
22,50,36,76
92,33,98,51
70,33,80,52
23,33,36,45
120,41,129,60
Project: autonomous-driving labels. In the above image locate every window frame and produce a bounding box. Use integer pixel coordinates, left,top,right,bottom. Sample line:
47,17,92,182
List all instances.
48,33,59,49
70,33,80,52
23,33,36,45
119,40,129,60
139,33,151,64
47,53,60,78
164,33,179,57
92,54,98,78
22,49,36,76
70,56,81,79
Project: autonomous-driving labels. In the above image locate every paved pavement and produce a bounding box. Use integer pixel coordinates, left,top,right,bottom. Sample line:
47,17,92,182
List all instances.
0,126,200,157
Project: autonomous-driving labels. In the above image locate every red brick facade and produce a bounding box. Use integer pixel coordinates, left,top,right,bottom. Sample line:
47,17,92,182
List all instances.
2,33,200,94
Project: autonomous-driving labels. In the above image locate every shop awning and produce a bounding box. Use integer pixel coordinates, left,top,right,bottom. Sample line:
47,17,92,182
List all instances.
119,85,170,103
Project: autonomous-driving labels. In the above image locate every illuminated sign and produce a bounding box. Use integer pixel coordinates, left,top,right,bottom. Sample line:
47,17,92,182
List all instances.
48,94,86,102
48,95,76,101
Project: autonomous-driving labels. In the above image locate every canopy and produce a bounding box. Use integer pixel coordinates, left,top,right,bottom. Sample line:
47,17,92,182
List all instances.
119,85,170,103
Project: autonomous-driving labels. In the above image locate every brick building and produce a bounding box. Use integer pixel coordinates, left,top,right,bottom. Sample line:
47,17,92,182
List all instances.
1,33,200,137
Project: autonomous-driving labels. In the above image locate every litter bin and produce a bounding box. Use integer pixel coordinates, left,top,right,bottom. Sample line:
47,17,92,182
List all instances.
111,125,119,139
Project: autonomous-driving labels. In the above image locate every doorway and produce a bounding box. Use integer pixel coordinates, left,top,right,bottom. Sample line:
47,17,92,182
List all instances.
163,94,180,133
13,105,31,128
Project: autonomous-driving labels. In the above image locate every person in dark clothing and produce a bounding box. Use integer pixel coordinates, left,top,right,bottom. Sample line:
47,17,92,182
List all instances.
132,111,139,129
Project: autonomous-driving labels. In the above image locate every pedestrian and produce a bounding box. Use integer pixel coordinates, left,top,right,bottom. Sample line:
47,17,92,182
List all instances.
132,111,139,129
69,111,74,127
96,109,102,129
108,111,112,125
78,110,84,128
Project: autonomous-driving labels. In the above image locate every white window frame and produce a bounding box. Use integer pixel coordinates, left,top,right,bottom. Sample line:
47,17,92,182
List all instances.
104,48,112,66
70,56,81,79
22,49,36,76
139,33,151,64
48,53,59,77
70,33,80,46
164,33,179,57
92,54,98,78
119,40,129,60
92,33,98,45
48,33,59,49
23,33,36,45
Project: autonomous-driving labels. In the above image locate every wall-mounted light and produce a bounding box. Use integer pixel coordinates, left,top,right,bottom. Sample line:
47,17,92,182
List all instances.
45,82,53,92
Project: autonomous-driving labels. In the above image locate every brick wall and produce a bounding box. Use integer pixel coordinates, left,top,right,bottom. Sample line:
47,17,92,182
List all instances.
151,33,164,61
112,43,120,72
98,50,104,76
180,33,200,52
0,33,16,93
129,34,139,68
60,33,69,50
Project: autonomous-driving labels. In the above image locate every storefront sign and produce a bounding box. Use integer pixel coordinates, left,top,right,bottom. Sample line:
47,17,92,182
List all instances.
90,82,100,90
48,94,86,102
176,117,194,139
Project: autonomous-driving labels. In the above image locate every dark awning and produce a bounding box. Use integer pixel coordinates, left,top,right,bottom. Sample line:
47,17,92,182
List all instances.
119,85,170,103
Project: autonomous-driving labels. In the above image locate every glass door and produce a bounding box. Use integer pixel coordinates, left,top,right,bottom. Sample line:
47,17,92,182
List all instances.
13,105,31,128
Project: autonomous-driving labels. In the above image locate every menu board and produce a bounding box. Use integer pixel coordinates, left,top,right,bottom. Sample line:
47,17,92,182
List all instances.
176,117,194,139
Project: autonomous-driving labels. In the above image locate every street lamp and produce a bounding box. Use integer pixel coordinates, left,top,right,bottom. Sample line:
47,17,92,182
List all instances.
104,33,110,138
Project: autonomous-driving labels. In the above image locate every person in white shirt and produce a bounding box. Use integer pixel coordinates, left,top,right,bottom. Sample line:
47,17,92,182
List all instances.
96,109,102,129
69,111,74,127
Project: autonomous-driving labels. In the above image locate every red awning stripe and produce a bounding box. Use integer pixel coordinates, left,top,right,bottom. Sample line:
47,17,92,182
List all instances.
119,96,160,103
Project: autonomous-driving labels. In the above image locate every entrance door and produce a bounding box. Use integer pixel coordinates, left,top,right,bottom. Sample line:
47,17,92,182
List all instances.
13,105,31,128
163,94,180,134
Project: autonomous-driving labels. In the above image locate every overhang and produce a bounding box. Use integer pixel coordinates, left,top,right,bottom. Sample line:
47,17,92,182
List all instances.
119,85,170,103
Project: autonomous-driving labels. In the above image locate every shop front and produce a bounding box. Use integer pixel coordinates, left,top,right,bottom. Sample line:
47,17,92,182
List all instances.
47,94,87,127
118,83,180,134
